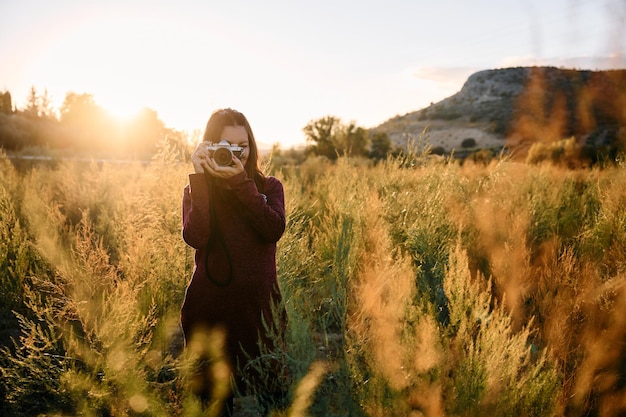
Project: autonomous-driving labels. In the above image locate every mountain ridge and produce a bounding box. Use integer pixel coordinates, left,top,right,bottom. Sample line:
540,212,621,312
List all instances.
373,66,626,159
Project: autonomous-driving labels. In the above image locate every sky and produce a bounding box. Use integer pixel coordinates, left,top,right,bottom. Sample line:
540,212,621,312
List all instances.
1,0,624,148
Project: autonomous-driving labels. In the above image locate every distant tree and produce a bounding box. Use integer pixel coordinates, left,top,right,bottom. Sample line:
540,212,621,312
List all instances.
25,87,56,120
431,146,445,156
60,92,102,125
284,146,307,164
265,143,307,172
25,86,39,119
338,122,369,157
0,112,35,150
369,131,392,161
59,92,112,151
0,88,63,150
124,107,167,156
0,91,12,114
38,89,55,119
303,116,341,159
461,138,476,148
304,116,374,160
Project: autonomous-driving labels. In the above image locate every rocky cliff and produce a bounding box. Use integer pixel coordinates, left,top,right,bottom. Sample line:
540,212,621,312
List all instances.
374,66,626,159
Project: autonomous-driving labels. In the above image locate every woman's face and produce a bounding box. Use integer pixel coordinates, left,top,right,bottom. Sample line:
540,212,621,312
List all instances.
221,125,249,167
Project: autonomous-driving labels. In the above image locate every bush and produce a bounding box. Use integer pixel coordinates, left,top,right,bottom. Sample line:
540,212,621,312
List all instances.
461,138,477,148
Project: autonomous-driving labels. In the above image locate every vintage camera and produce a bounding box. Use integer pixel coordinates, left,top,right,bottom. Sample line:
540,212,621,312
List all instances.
205,140,244,166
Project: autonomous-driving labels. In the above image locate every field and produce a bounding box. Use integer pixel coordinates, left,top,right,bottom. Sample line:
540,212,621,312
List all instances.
1,146,626,417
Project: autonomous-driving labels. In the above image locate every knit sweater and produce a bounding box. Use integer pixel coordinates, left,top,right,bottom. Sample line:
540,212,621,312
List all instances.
180,170,287,392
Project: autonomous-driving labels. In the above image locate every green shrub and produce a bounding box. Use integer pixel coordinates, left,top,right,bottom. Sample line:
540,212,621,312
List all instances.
461,138,477,148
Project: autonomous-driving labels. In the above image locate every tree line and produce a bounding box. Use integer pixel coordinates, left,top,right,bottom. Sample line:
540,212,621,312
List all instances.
0,87,190,159
1,86,398,162
301,115,396,162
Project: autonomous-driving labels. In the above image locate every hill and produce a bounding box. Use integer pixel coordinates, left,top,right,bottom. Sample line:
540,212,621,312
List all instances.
373,66,626,159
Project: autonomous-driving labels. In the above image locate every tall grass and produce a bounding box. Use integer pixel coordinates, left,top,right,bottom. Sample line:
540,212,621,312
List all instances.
1,148,626,416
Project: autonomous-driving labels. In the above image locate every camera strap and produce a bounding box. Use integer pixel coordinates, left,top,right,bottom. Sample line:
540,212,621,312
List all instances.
204,177,234,287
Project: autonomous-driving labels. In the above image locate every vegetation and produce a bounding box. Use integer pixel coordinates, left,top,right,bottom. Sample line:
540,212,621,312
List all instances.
375,67,626,157
0,87,190,160
301,116,395,161
1,69,625,415
1,141,626,416
1,87,398,166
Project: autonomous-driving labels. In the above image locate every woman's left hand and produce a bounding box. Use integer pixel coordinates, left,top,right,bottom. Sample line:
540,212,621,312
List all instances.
203,154,245,179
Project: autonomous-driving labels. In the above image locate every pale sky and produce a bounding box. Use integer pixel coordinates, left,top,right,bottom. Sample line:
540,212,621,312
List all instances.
1,0,624,148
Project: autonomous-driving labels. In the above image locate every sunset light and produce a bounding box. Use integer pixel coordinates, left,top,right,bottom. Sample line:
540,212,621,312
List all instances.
28,10,218,135
99,96,144,126
3,1,626,416
2,0,625,148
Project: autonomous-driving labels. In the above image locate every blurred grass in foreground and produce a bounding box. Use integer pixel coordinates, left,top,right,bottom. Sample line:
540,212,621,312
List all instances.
1,146,626,416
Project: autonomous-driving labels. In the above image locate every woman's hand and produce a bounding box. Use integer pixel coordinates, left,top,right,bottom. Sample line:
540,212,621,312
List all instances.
191,142,211,174
191,142,245,178
203,154,245,179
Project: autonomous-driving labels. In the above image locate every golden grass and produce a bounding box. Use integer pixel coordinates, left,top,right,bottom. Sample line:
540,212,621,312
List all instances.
1,149,626,416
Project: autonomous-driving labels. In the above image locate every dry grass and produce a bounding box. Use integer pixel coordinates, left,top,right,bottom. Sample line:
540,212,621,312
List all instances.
1,146,626,416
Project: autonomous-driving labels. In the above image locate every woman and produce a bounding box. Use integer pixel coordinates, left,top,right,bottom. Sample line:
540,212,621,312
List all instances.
181,108,288,416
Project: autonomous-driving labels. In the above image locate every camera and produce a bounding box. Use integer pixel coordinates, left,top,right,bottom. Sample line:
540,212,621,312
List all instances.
205,140,244,166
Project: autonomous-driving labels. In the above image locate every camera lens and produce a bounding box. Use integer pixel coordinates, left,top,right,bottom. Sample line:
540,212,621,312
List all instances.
213,147,233,166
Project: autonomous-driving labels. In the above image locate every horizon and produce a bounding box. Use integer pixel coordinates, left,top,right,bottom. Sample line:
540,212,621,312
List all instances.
1,0,625,148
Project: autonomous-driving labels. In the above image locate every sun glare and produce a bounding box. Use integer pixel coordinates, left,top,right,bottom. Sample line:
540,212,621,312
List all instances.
104,102,143,125
17,7,303,148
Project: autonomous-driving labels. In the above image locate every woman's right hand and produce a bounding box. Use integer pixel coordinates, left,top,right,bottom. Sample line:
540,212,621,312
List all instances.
191,142,210,174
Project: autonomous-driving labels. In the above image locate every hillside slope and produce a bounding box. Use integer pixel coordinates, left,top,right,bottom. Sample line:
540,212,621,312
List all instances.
374,66,626,158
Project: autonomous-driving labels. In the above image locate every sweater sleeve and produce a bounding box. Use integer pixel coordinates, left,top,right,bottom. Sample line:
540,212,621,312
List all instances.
226,172,286,243
182,173,212,249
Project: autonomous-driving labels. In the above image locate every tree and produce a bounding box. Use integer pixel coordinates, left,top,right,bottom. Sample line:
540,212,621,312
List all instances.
303,116,342,159
303,116,385,161
25,86,39,119
60,92,102,125
23,86,55,119
338,122,369,158
59,92,113,152
369,132,393,161
0,91,12,114
38,89,55,119
461,138,476,148
125,107,167,156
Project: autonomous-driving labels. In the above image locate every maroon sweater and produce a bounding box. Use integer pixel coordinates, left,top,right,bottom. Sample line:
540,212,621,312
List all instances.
180,171,286,391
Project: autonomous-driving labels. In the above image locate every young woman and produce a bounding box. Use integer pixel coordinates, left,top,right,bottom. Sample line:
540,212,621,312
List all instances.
180,108,288,416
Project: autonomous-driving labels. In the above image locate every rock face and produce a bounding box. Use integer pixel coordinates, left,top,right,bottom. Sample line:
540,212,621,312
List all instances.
374,67,626,158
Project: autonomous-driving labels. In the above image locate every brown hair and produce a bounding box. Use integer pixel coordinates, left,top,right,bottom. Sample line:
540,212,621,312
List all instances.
203,108,265,190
